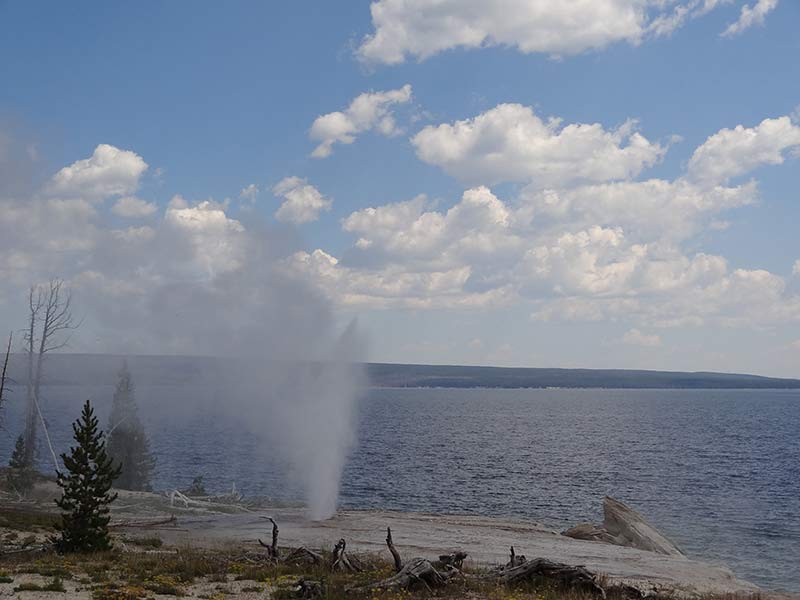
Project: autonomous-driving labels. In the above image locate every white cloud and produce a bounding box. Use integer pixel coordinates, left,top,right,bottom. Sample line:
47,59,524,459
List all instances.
164,199,245,276
687,116,800,186
288,114,800,328
412,104,664,187
357,0,739,65
793,260,800,276
240,183,259,203
111,196,158,218
47,144,148,201
310,85,412,158
273,177,333,224
722,0,779,37
622,329,662,347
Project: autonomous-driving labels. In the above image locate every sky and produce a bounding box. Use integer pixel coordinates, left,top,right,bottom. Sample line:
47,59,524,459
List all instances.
1,0,799,376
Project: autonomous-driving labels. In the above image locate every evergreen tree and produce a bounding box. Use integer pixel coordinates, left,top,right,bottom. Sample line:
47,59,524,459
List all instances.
106,362,155,491
54,400,121,552
8,434,35,496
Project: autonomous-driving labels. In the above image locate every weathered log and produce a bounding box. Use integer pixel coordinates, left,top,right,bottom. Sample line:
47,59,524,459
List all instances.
283,546,324,566
507,545,527,567
355,557,458,592
386,527,403,572
288,578,323,600
492,557,606,598
331,538,360,572
435,550,468,569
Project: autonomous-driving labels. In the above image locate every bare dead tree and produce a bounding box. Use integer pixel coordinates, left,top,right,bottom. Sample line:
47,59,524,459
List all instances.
258,516,280,559
22,279,81,471
386,527,403,572
0,331,12,421
23,286,44,467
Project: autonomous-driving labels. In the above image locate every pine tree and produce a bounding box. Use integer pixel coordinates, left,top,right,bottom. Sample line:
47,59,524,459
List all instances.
8,434,35,496
106,362,155,491
54,400,121,552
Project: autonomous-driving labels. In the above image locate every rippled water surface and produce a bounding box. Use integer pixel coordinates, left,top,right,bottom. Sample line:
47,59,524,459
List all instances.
2,386,798,592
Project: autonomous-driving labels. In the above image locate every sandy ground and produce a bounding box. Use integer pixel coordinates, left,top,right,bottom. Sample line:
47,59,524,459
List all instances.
140,504,759,596
0,484,776,598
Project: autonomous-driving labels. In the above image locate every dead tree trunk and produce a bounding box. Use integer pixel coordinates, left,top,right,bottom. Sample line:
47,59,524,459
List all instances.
258,517,280,560
0,332,12,421
331,538,360,572
386,527,403,572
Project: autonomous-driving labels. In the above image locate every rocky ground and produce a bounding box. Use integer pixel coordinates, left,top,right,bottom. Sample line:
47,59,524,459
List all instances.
0,480,791,599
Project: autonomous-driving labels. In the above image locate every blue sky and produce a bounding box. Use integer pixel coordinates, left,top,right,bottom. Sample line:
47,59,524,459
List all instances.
1,1,799,375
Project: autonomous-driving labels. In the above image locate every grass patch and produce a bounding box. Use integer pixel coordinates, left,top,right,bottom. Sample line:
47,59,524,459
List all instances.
0,506,60,531
144,574,184,596
14,576,67,592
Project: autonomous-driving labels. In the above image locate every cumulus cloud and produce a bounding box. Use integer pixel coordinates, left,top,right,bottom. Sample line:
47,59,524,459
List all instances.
622,329,662,347
288,114,800,328
793,260,800,276
357,0,743,65
412,104,665,187
47,144,148,201
112,196,158,218
309,85,412,158
273,177,333,224
722,0,779,37
687,116,800,186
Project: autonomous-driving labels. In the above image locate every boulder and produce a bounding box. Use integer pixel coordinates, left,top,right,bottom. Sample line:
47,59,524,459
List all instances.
563,496,684,557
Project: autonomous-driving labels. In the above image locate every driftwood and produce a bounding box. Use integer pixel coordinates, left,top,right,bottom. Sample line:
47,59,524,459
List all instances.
251,518,323,568
356,557,460,593
331,538,361,572
287,578,323,600
351,527,465,593
507,545,527,567
386,527,403,572
258,517,280,559
283,546,324,566
436,551,468,570
491,555,607,598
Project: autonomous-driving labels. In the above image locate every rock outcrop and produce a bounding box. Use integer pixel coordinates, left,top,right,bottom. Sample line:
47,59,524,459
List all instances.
563,496,684,557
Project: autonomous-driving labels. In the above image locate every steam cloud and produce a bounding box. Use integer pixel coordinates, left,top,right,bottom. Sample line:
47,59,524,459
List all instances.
0,134,366,520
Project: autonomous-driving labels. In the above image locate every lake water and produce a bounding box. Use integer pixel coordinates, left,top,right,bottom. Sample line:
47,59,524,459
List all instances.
2,386,798,592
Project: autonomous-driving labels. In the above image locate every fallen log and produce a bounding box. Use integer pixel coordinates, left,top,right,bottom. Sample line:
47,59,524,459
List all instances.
435,550,468,570
282,546,324,566
286,578,323,600
491,556,606,598
354,557,459,593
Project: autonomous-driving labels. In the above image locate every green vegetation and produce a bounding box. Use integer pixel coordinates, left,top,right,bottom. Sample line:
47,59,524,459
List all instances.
54,400,121,552
7,434,36,496
13,576,66,592
106,363,155,492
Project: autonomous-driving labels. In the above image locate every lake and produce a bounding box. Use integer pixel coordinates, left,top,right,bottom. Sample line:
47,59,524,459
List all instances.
2,385,798,592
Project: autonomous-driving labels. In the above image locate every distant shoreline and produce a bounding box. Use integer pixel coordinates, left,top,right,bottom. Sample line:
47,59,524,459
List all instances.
4,353,799,390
